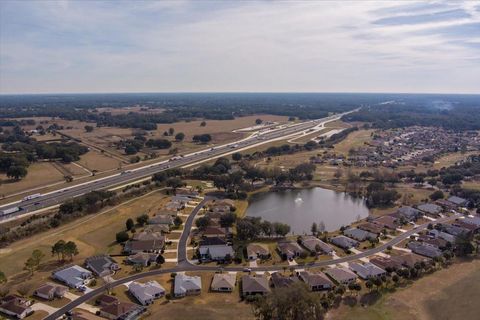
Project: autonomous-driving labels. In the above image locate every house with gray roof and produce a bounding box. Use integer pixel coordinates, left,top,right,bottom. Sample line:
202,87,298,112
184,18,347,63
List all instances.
324,267,357,285
52,265,92,289
447,196,468,207
407,241,442,258
397,206,421,221
298,271,333,291
85,255,120,277
242,275,270,296
174,273,202,297
299,236,333,254
427,229,456,243
330,235,359,249
348,262,386,280
211,273,236,292
198,238,234,262
343,228,378,242
417,203,443,217
128,281,165,306
442,224,471,237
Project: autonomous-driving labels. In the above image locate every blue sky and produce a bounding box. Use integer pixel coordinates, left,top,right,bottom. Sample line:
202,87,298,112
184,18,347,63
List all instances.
0,0,479,94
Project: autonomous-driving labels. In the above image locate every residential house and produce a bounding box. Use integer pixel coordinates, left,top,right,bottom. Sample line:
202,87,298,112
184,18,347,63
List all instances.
349,262,386,280
174,273,202,297
391,253,432,268
372,216,398,230
343,228,378,242
125,252,160,267
270,272,298,288
417,203,443,217
201,226,230,239
99,302,144,320
369,256,404,271
52,265,92,289
144,224,170,234
33,283,68,300
70,310,104,320
85,255,120,277
175,188,200,198
396,206,421,221
324,267,357,285
148,215,174,226
442,224,471,237
241,275,271,296
129,281,165,306
95,294,119,307
418,235,448,249
165,201,185,212
357,222,384,234
298,271,334,291
198,237,234,262
211,273,236,292
407,241,443,258
123,238,165,254
447,196,469,207
453,218,480,233
330,235,359,250
132,231,165,242
246,243,270,261
436,199,458,210
0,295,33,319
277,241,305,260
299,236,333,255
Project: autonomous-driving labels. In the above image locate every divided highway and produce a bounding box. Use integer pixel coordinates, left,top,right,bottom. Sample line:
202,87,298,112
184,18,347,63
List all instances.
0,111,353,222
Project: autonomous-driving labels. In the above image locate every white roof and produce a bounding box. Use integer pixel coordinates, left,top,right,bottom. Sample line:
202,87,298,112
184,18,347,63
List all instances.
174,273,202,295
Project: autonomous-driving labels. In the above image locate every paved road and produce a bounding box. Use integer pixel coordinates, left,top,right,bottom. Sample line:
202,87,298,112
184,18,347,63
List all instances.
1,111,356,222
44,202,456,320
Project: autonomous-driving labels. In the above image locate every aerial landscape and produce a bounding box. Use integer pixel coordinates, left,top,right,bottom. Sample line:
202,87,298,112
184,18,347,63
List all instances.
0,1,480,320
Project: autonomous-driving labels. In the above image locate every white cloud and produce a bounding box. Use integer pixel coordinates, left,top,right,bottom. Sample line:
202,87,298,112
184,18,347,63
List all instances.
0,0,479,94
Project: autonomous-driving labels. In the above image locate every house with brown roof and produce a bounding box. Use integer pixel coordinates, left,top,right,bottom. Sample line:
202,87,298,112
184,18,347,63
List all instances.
246,243,270,261
390,253,432,268
123,238,165,254
201,226,230,239
324,267,357,285
71,310,104,320
277,240,304,260
358,222,384,234
372,215,398,230
125,252,160,267
0,295,33,319
369,256,404,271
95,294,119,307
242,275,271,296
33,283,68,301
298,271,333,291
270,272,298,288
99,301,144,320
211,273,236,292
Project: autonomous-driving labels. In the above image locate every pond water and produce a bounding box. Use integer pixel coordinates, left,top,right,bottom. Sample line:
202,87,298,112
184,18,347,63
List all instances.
246,187,369,234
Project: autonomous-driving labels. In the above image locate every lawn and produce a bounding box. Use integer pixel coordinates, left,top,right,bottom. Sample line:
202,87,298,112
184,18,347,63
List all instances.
332,129,374,155
329,258,480,320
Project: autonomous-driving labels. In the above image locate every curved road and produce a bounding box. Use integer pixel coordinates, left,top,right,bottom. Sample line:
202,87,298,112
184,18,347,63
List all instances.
44,199,456,320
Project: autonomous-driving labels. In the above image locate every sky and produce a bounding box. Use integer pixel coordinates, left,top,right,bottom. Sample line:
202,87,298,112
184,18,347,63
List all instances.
0,0,479,94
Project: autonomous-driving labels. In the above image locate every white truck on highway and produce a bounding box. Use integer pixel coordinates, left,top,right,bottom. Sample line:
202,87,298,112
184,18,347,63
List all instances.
1,206,20,216
23,193,41,201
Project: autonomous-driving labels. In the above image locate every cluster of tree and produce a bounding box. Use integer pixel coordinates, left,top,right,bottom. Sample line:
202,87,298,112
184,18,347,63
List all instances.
318,127,359,147
343,101,480,131
24,249,45,275
145,138,172,149
192,134,212,144
365,182,400,207
0,127,88,179
58,190,116,215
236,217,291,241
51,240,79,261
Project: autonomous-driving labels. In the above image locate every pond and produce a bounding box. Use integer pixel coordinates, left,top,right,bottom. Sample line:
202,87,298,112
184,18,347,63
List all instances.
246,187,369,234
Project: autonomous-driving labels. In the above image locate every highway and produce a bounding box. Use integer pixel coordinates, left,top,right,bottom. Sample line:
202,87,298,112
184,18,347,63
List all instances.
0,110,354,222
44,197,457,320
